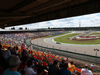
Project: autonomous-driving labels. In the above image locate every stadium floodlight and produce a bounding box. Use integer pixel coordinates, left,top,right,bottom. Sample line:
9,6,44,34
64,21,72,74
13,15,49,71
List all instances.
94,49,99,56
94,49,99,64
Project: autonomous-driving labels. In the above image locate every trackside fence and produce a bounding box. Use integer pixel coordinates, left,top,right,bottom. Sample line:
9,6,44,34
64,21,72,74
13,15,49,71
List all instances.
25,39,100,65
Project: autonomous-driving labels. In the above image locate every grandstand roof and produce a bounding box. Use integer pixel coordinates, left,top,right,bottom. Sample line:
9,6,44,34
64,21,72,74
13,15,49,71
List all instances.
0,0,100,28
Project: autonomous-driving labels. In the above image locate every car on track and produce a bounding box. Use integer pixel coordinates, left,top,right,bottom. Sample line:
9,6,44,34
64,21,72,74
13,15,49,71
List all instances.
56,42,61,44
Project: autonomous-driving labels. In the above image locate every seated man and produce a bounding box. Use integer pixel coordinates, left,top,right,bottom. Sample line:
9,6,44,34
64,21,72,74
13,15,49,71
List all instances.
59,63,71,75
81,64,93,75
36,60,48,75
3,55,21,75
59,59,65,68
3,48,11,60
48,60,59,75
24,59,37,75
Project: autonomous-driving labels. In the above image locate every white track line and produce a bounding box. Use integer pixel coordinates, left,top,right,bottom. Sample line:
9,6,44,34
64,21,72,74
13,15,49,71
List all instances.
44,33,100,46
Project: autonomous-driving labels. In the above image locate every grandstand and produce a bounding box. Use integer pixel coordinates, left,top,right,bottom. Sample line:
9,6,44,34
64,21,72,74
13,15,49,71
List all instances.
0,29,100,75
1,0,100,75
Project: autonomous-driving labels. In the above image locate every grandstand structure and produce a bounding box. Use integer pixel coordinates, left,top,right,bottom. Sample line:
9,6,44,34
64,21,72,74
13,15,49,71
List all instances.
0,0,100,28
0,0,100,75
51,27,100,31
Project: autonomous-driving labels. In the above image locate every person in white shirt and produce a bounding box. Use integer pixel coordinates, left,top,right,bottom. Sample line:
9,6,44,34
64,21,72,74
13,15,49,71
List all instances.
90,63,95,69
81,64,93,75
24,59,37,75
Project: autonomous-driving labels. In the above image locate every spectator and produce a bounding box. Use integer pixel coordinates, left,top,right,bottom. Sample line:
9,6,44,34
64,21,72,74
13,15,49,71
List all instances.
15,45,19,51
20,57,28,70
36,60,48,74
3,55,21,75
18,51,22,59
0,42,2,51
21,49,28,61
48,60,59,75
24,59,37,75
36,60,46,75
3,48,11,60
59,59,65,68
11,47,17,55
67,61,75,74
21,43,25,50
90,63,95,69
59,63,72,75
67,58,69,62
81,64,93,75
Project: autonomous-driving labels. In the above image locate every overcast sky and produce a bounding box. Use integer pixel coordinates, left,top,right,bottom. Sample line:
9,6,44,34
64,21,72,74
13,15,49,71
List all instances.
5,12,100,30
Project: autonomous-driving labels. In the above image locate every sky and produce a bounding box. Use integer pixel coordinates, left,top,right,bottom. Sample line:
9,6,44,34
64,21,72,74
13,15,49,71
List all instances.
5,12,100,30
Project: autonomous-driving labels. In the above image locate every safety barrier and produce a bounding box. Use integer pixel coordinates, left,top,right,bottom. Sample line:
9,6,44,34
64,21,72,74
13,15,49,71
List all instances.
25,38,100,65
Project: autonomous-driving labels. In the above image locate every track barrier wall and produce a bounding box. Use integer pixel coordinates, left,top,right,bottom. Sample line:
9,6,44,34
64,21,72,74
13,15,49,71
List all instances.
25,38,100,65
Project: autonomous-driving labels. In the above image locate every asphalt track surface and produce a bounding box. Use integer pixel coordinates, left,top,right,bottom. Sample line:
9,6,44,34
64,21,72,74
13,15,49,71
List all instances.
31,33,100,57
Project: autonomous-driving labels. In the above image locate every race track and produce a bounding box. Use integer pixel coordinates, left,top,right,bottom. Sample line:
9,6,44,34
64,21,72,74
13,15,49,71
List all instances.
31,33,100,57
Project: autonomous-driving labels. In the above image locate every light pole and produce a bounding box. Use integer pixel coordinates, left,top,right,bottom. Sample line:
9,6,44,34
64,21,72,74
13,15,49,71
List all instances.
59,47,61,50
84,51,86,54
37,39,38,45
36,33,39,45
66,48,68,51
53,46,54,49
94,49,99,64
75,49,76,53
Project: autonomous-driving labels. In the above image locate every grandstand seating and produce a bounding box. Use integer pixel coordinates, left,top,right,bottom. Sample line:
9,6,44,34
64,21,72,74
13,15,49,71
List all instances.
0,31,100,75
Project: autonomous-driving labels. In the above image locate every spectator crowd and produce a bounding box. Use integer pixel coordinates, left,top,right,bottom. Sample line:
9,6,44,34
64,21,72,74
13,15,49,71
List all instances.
0,31,99,75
